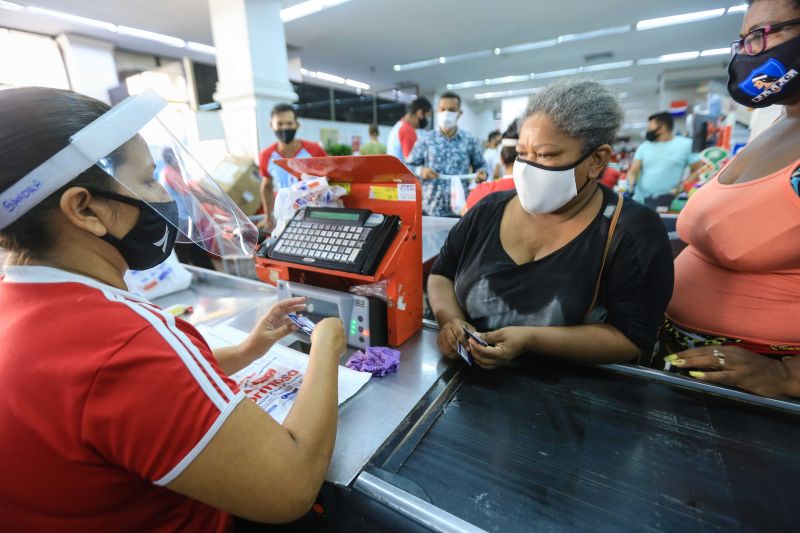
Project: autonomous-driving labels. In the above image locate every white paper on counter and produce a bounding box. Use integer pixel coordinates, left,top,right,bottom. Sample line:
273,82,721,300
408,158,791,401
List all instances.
197,325,371,423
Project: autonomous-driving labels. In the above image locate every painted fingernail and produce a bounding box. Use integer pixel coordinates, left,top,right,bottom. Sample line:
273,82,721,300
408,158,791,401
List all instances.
671,359,686,366
689,371,705,379
664,354,678,362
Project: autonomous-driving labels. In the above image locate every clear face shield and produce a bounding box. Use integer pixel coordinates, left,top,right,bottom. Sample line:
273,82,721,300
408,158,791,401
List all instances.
0,89,258,257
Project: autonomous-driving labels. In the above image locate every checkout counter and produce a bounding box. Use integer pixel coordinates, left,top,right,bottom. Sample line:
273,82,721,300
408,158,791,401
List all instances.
154,208,799,532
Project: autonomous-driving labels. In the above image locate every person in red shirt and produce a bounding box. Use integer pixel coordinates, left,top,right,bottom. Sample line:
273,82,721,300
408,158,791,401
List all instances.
386,96,433,161
464,120,520,212
259,103,327,232
0,87,346,530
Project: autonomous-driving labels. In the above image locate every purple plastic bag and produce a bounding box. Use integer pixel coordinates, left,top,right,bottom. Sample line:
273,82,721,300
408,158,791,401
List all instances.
345,346,400,377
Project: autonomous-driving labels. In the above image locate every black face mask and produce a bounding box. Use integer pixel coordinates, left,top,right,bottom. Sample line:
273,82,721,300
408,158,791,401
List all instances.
645,129,659,142
728,34,800,108
274,128,297,144
89,189,180,271
418,115,429,129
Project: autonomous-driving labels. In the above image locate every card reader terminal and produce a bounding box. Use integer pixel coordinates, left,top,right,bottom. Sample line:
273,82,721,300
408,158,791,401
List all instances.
263,207,400,276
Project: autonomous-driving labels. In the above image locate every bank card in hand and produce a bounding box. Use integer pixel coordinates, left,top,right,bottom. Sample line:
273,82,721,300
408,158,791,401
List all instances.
288,313,316,335
462,326,489,347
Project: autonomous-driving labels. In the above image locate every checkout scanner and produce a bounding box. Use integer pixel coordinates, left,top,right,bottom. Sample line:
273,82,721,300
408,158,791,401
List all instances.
255,155,423,348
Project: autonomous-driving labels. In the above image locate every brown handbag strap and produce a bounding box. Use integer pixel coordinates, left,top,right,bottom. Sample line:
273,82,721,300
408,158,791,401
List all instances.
584,193,624,321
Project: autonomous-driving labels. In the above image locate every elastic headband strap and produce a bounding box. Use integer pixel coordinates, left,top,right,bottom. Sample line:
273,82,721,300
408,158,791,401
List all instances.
0,89,167,230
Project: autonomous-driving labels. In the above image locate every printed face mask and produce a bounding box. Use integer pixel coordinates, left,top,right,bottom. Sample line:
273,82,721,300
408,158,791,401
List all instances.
728,34,800,108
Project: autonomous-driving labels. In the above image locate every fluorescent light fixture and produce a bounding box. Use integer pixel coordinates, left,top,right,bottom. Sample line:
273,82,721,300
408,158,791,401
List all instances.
27,6,117,32
185,41,217,55
617,92,629,99
557,25,631,43
638,50,700,65
536,67,580,79
118,26,185,47
701,47,730,56
475,86,544,100
280,0,351,23
494,47,502,55
445,50,493,63
314,71,345,84
447,80,486,90
602,77,634,85
393,65,401,72
438,57,446,64
0,1,23,11
636,8,726,31
345,79,370,90
393,58,441,71
727,4,748,14
485,75,529,86
499,39,557,55
581,60,634,73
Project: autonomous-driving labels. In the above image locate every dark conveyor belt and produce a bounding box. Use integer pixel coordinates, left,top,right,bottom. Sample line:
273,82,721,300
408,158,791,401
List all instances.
369,359,800,532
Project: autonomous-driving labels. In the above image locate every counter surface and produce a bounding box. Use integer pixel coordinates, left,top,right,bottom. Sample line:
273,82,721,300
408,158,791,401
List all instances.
154,267,452,487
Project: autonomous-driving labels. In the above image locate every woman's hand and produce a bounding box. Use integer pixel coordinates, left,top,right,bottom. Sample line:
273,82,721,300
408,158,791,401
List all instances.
437,318,474,360
310,317,346,359
667,345,793,398
468,327,532,370
241,297,307,360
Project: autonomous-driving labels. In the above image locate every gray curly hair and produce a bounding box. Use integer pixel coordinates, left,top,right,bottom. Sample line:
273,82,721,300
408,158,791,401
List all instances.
524,79,624,153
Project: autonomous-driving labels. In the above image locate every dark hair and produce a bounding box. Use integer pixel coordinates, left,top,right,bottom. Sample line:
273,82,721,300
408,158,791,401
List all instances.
439,91,462,107
501,119,521,167
409,96,432,114
0,87,117,258
648,112,674,132
271,103,297,120
368,124,379,137
487,130,501,142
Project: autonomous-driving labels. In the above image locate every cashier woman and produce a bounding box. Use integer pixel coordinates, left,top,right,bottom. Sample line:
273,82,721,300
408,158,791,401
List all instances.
0,87,346,530
429,80,674,368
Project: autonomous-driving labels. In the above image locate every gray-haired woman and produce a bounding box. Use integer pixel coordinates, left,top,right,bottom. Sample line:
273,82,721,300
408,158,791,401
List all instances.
428,80,674,368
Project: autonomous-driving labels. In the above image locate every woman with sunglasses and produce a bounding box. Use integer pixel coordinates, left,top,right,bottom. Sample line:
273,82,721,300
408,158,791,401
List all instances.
663,0,800,398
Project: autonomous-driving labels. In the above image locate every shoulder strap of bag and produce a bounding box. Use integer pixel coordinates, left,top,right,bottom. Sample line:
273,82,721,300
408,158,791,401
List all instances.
584,192,624,321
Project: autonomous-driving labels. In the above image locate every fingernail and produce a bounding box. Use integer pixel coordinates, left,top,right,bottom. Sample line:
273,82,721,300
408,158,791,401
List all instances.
664,354,678,362
671,359,686,366
689,371,705,379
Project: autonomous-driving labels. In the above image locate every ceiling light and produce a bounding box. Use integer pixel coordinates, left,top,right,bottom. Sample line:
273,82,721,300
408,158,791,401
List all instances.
26,6,117,32
445,50,493,63
118,26,185,47
345,79,370,90
602,77,634,85
638,50,700,65
0,1,23,11
393,58,441,71
438,57,446,64
536,67,580,79
727,4,748,14
499,39,557,55
700,47,730,56
186,41,217,55
581,60,634,72
557,25,631,43
475,87,544,100
494,48,502,55
636,8,726,31
485,75,529,86
618,92,629,99
314,71,345,84
447,80,486,90
280,0,352,23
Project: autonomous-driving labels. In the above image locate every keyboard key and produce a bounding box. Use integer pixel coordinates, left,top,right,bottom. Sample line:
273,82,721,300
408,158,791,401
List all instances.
348,249,360,263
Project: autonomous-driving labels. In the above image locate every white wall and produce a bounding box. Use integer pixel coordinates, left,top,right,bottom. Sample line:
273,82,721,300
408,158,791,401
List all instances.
457,103,497,142
294,118,392,151
501,96,529,131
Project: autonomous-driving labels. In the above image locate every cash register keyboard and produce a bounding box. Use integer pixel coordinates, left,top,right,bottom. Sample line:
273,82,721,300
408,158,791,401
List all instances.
272,222,369,266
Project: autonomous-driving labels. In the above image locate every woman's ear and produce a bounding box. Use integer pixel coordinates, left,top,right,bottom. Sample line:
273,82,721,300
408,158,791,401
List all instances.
58,187,110,238
588,145,613,179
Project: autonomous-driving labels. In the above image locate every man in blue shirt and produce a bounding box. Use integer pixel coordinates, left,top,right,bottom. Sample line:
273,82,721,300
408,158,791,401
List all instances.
628,112,702,209
406,91,488,216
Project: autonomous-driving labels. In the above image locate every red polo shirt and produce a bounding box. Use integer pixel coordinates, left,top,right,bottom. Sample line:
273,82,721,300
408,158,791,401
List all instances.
0,266,243,531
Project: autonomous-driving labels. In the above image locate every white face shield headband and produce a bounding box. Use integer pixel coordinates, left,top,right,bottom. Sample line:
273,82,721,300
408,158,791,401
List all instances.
0,88,258,257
